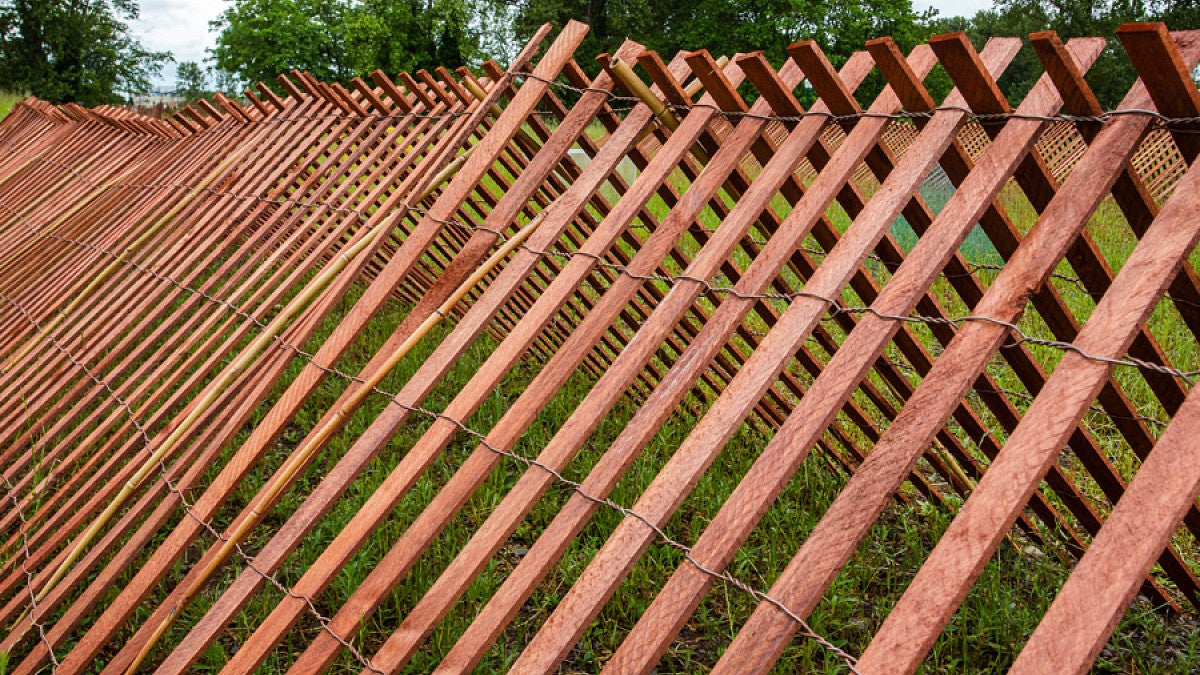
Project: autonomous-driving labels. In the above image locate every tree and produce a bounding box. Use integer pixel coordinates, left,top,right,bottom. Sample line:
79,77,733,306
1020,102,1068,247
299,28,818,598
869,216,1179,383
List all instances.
0,0,170,105
210,0,350,86
513,0,933,82
210,0,489,91
513,0,658,74
176,60,207,102
960,0,1134,106
342,0,477,76
951,0,1200,108
212,67,242,97
918,9,1050,106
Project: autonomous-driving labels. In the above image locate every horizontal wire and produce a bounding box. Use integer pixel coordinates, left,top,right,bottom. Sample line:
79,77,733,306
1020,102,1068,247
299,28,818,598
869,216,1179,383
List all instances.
0,473,58,673
6,154,1190,423
0,291,387,675
511,69,1200,130
446,214,1200,385
3,100,1196,670
38,67,1200,142
880,355,1172,431
0,202,868,671
0,265,867,672
11,183,1187,670
5,161,1190,438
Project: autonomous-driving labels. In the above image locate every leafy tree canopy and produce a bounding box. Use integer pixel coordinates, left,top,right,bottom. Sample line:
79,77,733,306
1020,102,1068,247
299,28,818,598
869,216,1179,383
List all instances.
0,0,171,105
207,0,1200,107
931,0,1200,106
176,60,207,102
211,0,486,90
514,0,934,74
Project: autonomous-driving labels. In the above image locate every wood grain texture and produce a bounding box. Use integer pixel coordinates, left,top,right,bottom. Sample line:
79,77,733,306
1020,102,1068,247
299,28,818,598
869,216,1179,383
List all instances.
1,21,1199,675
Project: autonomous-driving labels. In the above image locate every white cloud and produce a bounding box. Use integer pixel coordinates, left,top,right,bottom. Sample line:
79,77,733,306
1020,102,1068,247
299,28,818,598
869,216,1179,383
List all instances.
130,0,226,87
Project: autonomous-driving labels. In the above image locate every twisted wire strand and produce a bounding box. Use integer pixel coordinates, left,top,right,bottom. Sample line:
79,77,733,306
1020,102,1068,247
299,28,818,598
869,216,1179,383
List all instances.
5,160,1193,453
49,68,1200,143
263,332,866,673
0,214,869,671
10,191,1192,672
443,214,1200,384
90,103,644,143
0,293,387,675
0,278,867,673
5,159,1192,424
0,473,58,672
2,110,1196,672
880,355,1171,430
511,69,1200,131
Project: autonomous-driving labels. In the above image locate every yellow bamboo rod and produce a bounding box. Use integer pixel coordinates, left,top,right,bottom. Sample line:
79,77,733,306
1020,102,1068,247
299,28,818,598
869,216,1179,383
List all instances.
609,57,680,131
420,149,472,203
0,151,467,541
608,56,714,167
0,146,253,372
7,130,469,641
460,76,543,160
125,211,545,673
684,55,730,98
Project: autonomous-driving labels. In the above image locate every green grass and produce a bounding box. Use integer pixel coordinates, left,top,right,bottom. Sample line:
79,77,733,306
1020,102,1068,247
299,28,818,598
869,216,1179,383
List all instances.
0,91,25,120
313,182,1197,671
129,179,1192,672
14,139,1200,673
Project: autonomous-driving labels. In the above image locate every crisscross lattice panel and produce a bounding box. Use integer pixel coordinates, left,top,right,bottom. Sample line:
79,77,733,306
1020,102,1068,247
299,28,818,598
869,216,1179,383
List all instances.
1,19,1200,675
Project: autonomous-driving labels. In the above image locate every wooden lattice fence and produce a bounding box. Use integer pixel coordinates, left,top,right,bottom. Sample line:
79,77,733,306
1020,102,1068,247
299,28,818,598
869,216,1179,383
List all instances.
1,19,1200,674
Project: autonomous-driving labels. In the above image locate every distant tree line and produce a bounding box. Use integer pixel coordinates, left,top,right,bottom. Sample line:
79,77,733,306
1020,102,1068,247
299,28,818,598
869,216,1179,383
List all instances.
205,0,1200,108
208,0,493,91
1,0,1198,108
929,0,1200,107
0,0,168,106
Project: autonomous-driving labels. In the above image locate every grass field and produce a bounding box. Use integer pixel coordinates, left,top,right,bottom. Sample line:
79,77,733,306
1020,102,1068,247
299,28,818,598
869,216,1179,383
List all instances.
6,113,1198,673
0,92,23,120
81,170,1195,674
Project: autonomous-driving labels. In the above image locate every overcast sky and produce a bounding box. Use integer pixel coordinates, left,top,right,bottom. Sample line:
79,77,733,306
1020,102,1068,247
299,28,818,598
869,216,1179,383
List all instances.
130,0,224,88
131,0,997,88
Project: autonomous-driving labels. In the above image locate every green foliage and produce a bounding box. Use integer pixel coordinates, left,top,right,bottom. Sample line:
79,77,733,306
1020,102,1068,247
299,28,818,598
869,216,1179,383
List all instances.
210,0,350,85
514,0,935,76
344,0,478,76
0,88,23,118
168,245,1200,671
205,0,1200,110
509,0,1200,108
210,0,490,90
928,0,1200,108
211,67,242,97
0,0,170,105
175,60,208,103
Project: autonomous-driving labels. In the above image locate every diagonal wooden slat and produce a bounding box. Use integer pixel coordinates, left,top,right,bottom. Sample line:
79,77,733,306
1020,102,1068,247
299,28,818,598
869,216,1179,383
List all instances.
1,20,1200,675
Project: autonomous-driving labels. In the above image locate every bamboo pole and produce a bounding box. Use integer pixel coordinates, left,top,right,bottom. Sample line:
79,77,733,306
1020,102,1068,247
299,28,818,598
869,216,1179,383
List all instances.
462,55,725,178
459,76,542,153
11,159,459,635
607,56,712,166
392,75,500,205
686,55,730,97
124,211,545,673
0,146,252,372
609,57,680,131
420,150,471,202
